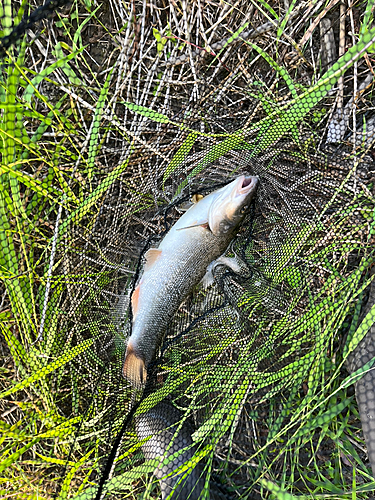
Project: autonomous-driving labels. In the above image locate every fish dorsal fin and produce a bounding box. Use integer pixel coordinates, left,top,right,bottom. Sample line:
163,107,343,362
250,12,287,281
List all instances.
144,248,162,271
191,193,204,204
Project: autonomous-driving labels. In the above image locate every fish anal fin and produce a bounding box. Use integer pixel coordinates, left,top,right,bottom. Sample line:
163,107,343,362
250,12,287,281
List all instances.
123,341,147,387
144,248,162,272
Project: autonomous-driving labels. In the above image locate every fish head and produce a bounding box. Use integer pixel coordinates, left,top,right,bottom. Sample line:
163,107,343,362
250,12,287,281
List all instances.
208,175,258,236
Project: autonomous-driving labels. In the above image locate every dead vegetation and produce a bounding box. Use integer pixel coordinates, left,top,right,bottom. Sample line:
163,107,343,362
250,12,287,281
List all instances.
1,0,375,498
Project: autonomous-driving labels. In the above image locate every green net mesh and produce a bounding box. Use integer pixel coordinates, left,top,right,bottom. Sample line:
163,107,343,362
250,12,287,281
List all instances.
1,1,375,499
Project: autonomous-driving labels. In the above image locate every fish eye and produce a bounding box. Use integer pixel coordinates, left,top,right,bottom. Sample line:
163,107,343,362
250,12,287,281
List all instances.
240,205,248,214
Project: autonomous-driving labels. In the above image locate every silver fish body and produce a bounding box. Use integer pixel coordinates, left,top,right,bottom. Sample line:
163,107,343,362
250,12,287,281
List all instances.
135,401,227,500
123,176,258,386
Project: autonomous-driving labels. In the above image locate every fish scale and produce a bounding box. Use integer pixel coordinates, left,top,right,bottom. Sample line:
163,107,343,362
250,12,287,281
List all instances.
133,234,222,349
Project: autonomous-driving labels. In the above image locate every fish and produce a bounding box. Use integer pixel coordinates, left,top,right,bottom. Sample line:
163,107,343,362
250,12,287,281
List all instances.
123,175,259,387
135,401,227,500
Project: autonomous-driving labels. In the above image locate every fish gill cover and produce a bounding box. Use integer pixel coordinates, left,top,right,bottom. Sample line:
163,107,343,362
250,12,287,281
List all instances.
0,0,375,499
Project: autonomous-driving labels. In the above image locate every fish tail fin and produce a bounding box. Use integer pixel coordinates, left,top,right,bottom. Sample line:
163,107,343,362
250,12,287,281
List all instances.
123,341,147,388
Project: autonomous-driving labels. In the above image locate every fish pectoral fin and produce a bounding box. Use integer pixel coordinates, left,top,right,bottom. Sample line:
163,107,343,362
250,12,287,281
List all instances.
144,248,162,271
214,256,243,274
176,220,209,231
123,341,147,388
217,255,252,277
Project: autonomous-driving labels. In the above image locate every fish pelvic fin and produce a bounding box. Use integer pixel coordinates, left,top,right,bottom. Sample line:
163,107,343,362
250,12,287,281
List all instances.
131,283,141,320
144,248,162,272
123,341,147,388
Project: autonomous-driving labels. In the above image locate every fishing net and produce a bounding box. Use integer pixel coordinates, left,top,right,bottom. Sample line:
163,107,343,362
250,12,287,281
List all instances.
1,0,375,499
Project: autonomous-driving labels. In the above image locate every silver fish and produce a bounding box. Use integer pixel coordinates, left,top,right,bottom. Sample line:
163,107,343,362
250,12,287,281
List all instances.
123,175,259,387
135,401,227,500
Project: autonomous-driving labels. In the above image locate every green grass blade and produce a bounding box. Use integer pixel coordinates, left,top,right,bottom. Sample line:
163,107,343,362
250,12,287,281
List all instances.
345,303,375,355
254,27,375,152
0,337,95,398
163,131,198,187
261,479,300,500
276,0,298,40
87,67,115,180
0,437,40,474
1,0,13,36
124,101,172,124
245,41,298,99
361,0,375,36
23,47,85,103
175,131,245,194
53,42,84,87
58,150,131,239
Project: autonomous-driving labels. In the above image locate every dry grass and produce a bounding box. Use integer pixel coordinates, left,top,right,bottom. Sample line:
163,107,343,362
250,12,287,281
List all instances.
1,0,375,498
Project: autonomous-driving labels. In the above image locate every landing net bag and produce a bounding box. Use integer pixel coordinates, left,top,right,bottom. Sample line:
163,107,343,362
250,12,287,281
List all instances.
1,1,375,499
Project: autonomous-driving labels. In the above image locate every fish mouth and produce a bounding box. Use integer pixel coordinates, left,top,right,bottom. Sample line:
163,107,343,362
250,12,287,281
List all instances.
238,175,258,194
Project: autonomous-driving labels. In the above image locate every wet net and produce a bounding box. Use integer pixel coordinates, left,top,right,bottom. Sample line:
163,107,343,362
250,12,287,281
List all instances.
1,1,375,499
